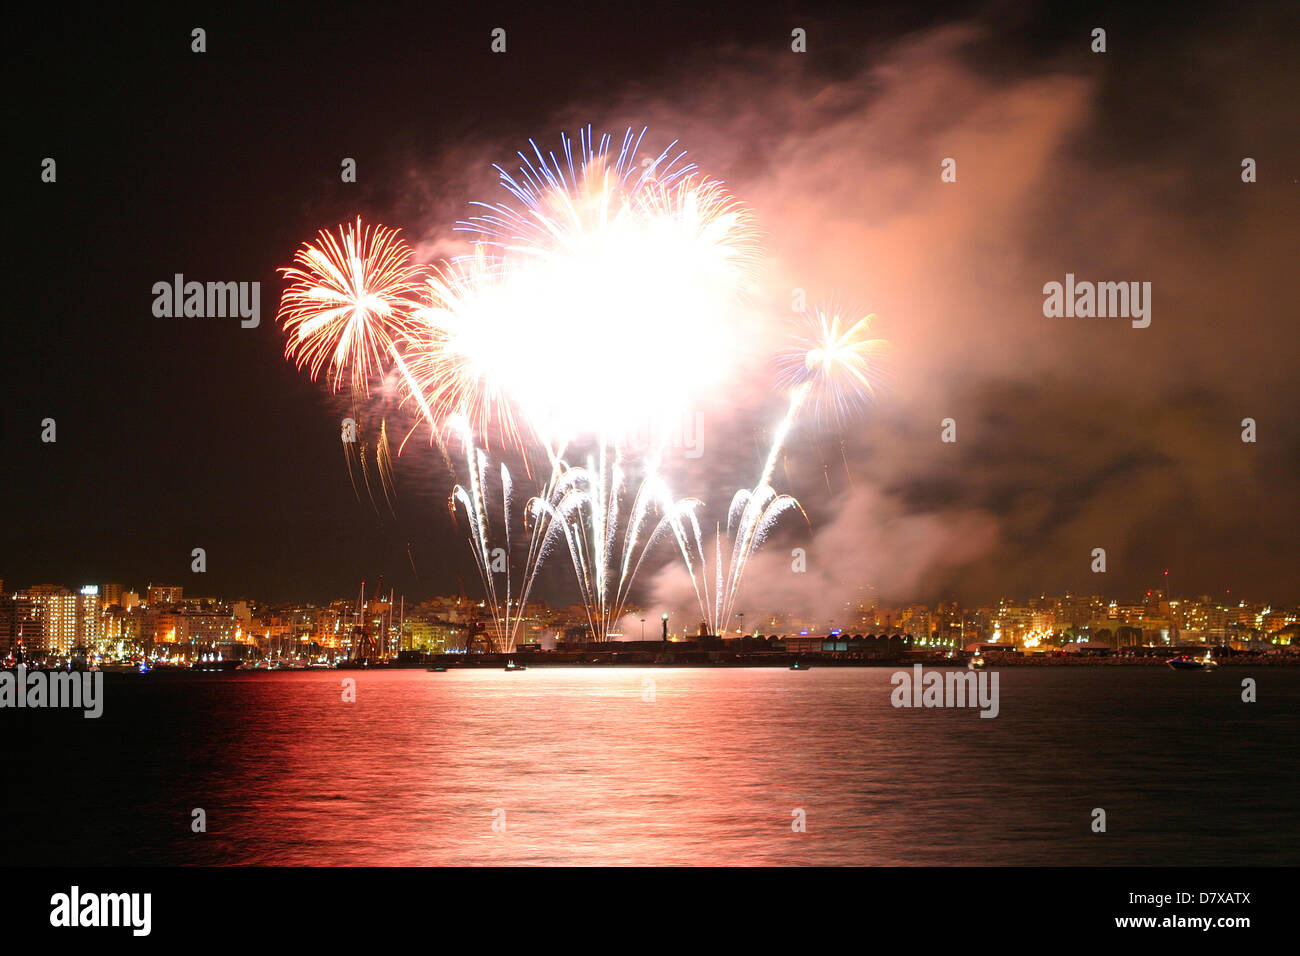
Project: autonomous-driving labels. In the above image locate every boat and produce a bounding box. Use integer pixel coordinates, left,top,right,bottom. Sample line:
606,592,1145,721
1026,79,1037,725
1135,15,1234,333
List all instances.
504,661,527,671
428,665,447,672
1167,648,1219,671
968,653,987,670
99,662,147,674
789,660,811,670
190,658,241,672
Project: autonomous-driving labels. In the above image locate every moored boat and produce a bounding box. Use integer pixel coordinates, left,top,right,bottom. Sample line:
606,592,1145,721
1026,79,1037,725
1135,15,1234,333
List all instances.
1167,647,1219,671
190,658,241,672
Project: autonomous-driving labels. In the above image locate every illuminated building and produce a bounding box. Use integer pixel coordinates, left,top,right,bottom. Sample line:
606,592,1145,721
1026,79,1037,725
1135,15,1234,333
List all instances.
21,585,78,655
898,604,932,641
146,584,183,606
405,619,453,653
101,603,125,649
151,607,238,654
78,585,104,650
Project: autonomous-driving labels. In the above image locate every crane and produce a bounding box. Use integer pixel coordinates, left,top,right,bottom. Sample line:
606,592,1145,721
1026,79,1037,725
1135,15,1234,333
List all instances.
349,574,384,663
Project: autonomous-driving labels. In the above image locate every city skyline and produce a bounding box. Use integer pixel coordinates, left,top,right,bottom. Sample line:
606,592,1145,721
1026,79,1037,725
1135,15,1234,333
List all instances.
4,569,1295,662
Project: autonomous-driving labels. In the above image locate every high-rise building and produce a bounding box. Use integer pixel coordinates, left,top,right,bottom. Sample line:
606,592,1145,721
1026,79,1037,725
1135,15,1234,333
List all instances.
101,603,126,649
77,586,104,650
22,585,78,655
102,582,124,608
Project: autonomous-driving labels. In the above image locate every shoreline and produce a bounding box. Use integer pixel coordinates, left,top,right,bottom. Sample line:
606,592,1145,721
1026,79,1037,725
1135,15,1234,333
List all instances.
136,654,1300,672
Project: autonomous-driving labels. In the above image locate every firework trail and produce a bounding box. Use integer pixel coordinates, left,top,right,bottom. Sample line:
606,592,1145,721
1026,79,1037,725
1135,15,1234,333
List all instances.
533,446,684,642
342,415,365,505
342,410,397,516
448,418,562,653
670,486,806,637
376,419,397,506
668,307,883,635
757,381,810,491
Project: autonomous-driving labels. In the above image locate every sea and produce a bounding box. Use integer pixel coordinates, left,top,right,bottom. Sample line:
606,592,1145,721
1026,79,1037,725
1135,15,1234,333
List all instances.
3,666,1296,866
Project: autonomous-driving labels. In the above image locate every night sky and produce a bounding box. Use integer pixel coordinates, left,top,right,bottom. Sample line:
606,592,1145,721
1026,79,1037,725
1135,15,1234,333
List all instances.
8,1,1298,609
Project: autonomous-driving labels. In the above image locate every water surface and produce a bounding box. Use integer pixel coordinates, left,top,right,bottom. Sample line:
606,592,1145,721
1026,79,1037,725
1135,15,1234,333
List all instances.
4,667,1296,865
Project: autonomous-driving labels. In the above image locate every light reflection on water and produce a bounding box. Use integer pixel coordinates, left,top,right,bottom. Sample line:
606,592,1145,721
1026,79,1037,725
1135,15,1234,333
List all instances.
5,667,1297,865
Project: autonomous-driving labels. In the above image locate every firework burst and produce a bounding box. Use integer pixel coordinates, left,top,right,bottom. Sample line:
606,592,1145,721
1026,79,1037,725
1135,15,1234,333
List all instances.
401,248,528,453
439,126,759,443
777,307,889,422
756,307,889,488
277,217,425,395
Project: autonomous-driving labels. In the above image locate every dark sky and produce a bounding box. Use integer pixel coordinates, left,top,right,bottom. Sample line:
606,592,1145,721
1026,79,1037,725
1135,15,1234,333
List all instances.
7,1,1298,609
